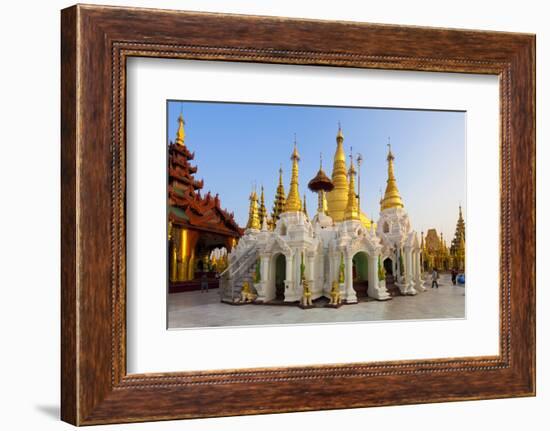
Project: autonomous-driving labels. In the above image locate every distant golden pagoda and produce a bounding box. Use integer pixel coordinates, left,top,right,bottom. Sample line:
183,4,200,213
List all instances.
380,142,404,211
344,153,360,220
326,125,349,221
284,141,302,212
422,228,450,271
246,189,261,230
303,194,309,218
450,205,466,270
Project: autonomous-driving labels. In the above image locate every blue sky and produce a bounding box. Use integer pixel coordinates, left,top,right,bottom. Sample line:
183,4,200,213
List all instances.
167,101,465,242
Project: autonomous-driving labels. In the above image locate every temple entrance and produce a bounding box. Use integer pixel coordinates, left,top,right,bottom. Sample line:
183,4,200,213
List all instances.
169,231,234,293
274,254,286,300
383,257,400,296
194,233,228,275
383,257,393,276
352,251,369,298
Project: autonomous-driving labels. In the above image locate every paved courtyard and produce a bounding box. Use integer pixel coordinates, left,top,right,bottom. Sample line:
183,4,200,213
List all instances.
168,273,465,329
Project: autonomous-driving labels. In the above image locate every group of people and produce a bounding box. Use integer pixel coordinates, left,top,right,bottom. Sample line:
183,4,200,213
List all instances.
430,268,461,288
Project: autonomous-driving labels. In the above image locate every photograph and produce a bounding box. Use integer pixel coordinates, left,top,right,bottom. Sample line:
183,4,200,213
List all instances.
166,101,467,329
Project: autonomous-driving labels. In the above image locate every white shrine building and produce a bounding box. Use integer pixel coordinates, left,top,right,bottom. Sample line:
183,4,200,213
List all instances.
219,127,425,305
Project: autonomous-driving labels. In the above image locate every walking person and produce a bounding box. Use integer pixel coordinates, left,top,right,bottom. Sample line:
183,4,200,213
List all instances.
451,268,457,285
431,267,439,289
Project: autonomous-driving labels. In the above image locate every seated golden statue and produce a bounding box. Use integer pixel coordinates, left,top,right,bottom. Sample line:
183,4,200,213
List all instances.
301,279,313,307
329,280,341,305
239,280,256,303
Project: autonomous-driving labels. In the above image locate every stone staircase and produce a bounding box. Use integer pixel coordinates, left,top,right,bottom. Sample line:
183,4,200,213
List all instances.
218,248,258,303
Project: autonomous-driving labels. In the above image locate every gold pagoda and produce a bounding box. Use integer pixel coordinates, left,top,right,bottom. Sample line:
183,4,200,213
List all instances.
325,126,373,228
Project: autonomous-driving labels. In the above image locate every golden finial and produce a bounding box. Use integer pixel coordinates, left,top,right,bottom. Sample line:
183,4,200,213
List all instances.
175,112,185,146
380,138,404,211
336,121,344,141
303,194,309,218
284,139,302,212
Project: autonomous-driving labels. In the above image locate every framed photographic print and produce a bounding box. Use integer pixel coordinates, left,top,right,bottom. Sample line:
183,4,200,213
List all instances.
61,4,535,425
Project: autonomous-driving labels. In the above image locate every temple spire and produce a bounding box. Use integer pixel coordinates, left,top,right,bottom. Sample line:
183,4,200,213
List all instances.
344,151,360,220
175,113,185,146
258,185,267,226
303,194,309,218
326,124,349,221
246,188,260,230
450,204,466,270
380,139,404,210
284,140,302,212
271,166,286,223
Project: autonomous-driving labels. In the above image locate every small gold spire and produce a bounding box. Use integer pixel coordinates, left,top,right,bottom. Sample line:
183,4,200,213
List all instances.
284,140,302,212
259,185,267,226
344,151,360,220
175,113,185,146
303,194,308,218
380,139,404,210
246,188,261,230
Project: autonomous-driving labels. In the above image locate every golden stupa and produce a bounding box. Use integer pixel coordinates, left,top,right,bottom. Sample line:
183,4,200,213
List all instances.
380,143,404,210
325,125,373,228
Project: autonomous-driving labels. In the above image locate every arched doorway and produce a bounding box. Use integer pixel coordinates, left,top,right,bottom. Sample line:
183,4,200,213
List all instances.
274,254,286,300
383,257,393,276
352,251,369,297
383,256,400,296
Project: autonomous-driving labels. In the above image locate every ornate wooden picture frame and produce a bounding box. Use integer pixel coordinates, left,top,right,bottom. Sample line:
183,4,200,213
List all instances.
61,4,535,425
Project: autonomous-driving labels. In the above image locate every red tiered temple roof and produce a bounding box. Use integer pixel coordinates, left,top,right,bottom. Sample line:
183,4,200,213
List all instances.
168,141,243,238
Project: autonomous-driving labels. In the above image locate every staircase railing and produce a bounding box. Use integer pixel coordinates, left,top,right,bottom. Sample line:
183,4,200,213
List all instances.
218,247,257,300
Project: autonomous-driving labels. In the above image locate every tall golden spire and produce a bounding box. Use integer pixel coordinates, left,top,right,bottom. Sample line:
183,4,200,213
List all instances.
175,113,185,146
284,139,302,212
326,123,349,221
344,151,360,220
246,188,261,230
380,140,404,210
271,166,286,223
258,186,267,225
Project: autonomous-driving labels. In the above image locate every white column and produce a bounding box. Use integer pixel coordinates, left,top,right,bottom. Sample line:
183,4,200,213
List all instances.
285,253,293,283
331,253,339,285
403,247,417,295
367,254,378,291
345,253,357,303
414,250,425,291
307,254,315,280
404,247,411,282
368,254,390,300
307,253,315,292
413,251,418,282
260,255,270,282
296,250,303,286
